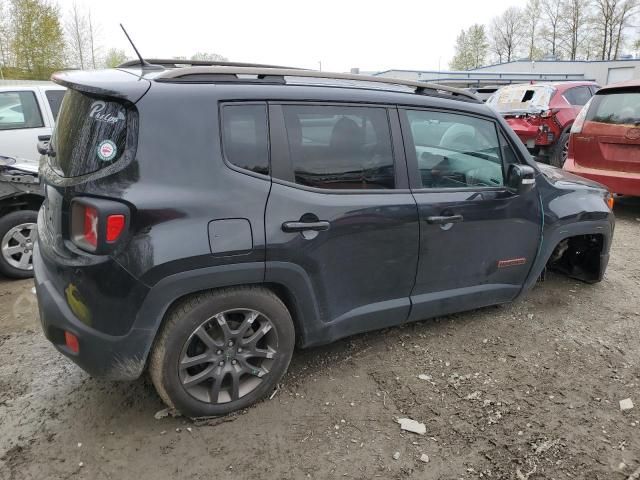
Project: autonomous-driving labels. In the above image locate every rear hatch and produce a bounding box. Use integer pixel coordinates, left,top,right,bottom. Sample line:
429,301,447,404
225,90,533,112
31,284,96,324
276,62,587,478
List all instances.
573,87,640,173
36,70,151,336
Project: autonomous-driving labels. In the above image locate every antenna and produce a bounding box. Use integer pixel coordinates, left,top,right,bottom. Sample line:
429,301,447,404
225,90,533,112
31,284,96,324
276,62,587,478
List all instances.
119,24,162,70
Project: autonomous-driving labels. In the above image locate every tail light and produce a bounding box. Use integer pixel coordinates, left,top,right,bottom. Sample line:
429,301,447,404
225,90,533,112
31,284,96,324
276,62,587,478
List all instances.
570,98,593,134
70,198,130,253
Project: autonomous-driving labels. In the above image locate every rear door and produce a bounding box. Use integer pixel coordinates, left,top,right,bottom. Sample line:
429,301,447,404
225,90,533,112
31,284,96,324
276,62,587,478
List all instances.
399,108,541,321
572,88,640,173
265,103,419,335
0,88,51,161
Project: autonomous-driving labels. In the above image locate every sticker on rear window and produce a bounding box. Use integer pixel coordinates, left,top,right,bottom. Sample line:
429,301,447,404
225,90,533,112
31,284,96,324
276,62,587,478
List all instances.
89,100,125,124
97,140,117,161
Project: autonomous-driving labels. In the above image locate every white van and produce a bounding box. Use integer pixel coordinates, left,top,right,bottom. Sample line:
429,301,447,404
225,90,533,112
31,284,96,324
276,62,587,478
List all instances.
0,83,66,162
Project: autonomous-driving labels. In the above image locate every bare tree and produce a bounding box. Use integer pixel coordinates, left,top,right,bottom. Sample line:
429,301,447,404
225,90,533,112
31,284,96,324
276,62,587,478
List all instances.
65,1,87,68
88,10,97,69
541,0,564,58
64,2,100,69
593,0,638,59
489,7,525,63
560,0,591,60
524,0,543,59
613,0,638,58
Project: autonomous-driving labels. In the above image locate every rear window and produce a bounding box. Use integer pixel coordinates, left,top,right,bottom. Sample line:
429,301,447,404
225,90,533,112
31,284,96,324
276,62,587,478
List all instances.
587,90,640,125
49,90,130,177
486,85,555,113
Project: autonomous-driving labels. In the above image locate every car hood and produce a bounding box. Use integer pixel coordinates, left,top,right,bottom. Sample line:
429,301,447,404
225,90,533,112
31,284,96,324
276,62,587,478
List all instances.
536,162,607,191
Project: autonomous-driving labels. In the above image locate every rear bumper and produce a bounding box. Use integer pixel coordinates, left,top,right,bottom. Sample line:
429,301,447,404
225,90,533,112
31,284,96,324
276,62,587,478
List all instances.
34,242,154,380
564,157,640,196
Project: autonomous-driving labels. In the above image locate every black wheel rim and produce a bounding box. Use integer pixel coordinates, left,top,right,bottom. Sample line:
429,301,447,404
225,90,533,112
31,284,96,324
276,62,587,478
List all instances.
178,309,278,404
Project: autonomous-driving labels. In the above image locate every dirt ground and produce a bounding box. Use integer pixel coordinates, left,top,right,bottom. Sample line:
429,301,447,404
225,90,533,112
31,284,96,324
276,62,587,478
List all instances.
1,200,639,480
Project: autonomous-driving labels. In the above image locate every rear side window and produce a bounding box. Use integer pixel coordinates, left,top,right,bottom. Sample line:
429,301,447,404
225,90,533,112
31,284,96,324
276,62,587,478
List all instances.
587,91,640,125
404,110,504,189
221,104,269,175
282,105,395,190
45,90,65,119
563,86,593,106
50,90,129,177
0,91,44,130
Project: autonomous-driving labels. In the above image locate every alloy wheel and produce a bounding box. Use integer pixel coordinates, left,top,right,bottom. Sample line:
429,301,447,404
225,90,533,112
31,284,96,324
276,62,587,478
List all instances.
1,222,36,271
178,308,278,404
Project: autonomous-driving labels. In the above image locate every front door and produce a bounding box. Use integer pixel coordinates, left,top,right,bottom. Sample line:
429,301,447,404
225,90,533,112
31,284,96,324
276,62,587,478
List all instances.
399,108,542,321
265,103,419,338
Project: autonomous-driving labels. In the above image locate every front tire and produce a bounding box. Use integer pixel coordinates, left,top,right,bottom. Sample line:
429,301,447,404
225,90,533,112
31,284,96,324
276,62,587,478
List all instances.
0,210,38,279
149,287,295,417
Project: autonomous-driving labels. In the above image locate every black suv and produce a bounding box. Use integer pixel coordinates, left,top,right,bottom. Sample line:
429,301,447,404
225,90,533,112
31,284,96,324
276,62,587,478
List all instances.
34,62,614,417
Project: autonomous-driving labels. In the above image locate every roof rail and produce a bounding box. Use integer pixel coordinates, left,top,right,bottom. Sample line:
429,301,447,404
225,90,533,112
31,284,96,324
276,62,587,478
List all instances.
118,59,302,70
153,66,480,102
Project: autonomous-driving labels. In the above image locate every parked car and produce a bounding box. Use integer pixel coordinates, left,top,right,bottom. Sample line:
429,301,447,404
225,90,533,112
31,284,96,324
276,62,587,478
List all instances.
34,63,614,417
486,81,599,167
0,84,66,161
565,79,640,196
0,85,64,278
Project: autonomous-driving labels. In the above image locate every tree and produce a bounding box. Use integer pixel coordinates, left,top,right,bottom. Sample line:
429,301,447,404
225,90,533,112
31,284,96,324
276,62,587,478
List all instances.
103,48,127,68
560,0,591,60
11,0,65,79
64,2,99,69
450,29,472,70
594,0,639,60
190,52,228,62
450,24,488,70
489,7,525,63
524,0,544,59
541,0,564,58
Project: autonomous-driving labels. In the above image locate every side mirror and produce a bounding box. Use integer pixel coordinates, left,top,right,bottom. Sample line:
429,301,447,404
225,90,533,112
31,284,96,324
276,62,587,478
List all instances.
37,140,50,156
507,164,536,195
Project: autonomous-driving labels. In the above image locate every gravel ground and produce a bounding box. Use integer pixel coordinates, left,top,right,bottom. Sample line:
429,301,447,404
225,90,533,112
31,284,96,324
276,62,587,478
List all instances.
1,198,639,480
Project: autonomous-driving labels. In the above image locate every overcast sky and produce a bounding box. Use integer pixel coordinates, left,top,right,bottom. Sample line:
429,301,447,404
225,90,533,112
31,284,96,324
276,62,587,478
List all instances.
58,0,528,72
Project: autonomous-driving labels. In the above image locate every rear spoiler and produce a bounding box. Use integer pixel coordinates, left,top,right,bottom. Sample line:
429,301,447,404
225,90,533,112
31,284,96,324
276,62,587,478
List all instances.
51,69,151,104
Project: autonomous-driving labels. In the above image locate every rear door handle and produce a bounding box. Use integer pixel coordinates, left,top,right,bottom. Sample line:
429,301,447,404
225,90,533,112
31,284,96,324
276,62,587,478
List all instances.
282,221,330,233
426,215,463,225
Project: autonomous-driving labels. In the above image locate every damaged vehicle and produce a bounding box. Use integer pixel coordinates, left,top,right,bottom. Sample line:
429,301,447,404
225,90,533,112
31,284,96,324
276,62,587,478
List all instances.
0,156,42,278
487,81,599,167
34,62,614,417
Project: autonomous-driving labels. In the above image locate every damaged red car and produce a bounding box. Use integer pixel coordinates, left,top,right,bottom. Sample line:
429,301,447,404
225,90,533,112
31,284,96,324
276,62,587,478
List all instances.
487,81,599,166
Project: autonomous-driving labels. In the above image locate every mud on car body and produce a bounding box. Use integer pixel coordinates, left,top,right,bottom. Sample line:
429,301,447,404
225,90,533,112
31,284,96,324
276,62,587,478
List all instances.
34,63,615,417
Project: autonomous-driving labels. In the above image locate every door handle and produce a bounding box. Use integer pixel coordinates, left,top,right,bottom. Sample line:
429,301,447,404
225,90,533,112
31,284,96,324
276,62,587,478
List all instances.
282,221,330,233
426,214,463,225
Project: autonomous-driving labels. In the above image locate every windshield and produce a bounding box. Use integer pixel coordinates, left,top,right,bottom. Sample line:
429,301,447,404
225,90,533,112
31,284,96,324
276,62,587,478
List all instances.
486,84,555,114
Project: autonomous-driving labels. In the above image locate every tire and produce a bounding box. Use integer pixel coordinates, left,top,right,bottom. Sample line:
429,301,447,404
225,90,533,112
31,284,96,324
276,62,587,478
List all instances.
549,130,570,168
149,286,295,417
0,210,38,279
